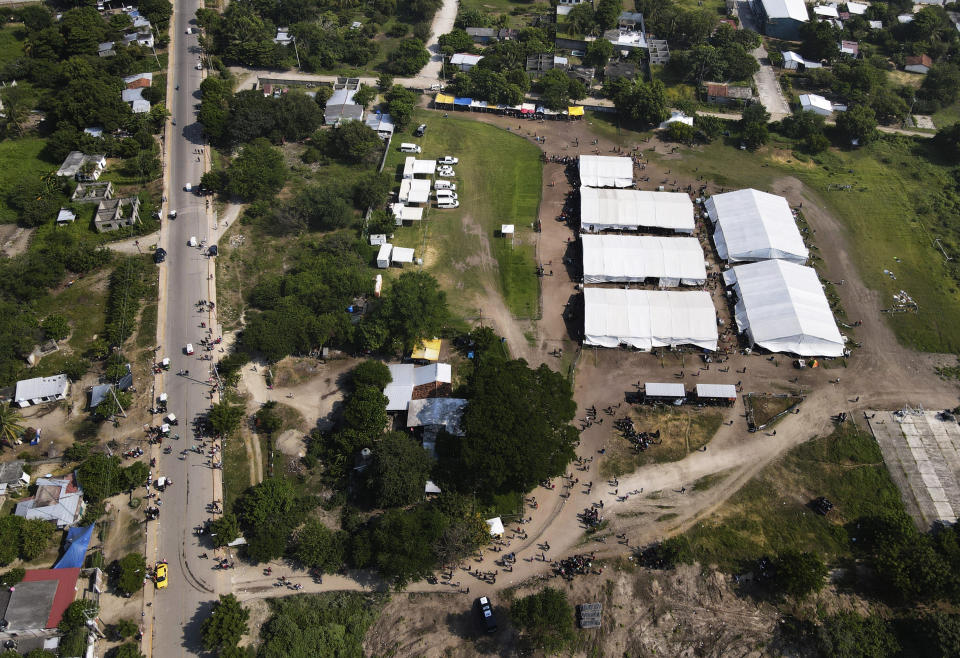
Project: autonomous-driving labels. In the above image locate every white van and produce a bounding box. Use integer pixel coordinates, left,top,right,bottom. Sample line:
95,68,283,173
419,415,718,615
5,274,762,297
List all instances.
188,236,198,247
436,190,458,201
434,180,456,191
399,143,421,153
437,199,460,209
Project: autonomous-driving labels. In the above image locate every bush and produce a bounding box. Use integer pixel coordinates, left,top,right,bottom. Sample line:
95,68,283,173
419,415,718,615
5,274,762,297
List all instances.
40,315,69,341
510,588,576,653
113,552,146,596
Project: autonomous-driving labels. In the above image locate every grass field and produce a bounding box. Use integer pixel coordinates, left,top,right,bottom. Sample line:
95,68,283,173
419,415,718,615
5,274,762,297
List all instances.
600,407,723,478
0,25,25,67
460,0,552,26
649,136,960,353
682,422,901,571
0,137,57,224
383,110,542,319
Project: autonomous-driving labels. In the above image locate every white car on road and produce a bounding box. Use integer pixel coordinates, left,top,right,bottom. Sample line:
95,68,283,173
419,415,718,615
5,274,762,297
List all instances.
438,156,459,165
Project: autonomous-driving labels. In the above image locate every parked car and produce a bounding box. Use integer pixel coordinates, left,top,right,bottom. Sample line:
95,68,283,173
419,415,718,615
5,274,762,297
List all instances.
414,124,427,137
437,200,460,209
437,168,456,178
153,248,167,264
185,344,194,355
168,209,177,218
399,143,422,153
436,191,458,201
474,597,497,633
434,180,456,191
438,156,459,165
155,561,168,589
195,62,203,70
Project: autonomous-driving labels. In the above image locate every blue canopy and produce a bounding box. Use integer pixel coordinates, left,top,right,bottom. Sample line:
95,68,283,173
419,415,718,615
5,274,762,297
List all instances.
454,97,472,106
55,525,94,569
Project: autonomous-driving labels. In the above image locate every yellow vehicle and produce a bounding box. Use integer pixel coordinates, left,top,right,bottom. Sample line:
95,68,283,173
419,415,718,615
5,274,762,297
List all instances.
155,562,168,589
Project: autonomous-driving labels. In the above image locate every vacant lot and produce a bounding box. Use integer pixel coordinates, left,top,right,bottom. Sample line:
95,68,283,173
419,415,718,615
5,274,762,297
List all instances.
384,110,542,319
601,406,723,478
683,422,901,571
0,137,56,224
0,24,25,65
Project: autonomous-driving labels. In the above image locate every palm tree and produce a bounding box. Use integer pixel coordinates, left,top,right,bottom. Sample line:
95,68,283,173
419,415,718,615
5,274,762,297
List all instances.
0,403,25,447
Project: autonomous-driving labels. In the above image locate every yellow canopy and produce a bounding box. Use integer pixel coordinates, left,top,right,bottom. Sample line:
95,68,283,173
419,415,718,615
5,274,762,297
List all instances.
411,337,442,362
435,93,455,105
568,106,585,116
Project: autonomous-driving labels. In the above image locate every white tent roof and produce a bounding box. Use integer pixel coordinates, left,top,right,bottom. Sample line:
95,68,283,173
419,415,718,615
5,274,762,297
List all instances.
645,382,686,398
425,480,441,494
695,383,738,399
581,235,706,284
799,93,832,113
761,0,809,21
384,363,450,411
579,155,634,188
392,247,415,264
485,516,504,536
399,179,431,204
403,157,437,178
724,259,844,357
580,188,695,233
583,288,718,351
391,203,424,221
812,4,839,17
846,1,868,14
705,189,808,264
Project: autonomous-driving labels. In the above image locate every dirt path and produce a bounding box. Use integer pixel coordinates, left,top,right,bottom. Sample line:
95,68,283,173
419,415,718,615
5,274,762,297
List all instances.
106,231,161,254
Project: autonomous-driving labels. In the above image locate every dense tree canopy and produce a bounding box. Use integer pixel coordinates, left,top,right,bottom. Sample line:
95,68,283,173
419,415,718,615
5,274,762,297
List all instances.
361,271,449,354
510,588,576,653
367,432,434,508
606,77,669,126
201,594,249,653
225,138,287,200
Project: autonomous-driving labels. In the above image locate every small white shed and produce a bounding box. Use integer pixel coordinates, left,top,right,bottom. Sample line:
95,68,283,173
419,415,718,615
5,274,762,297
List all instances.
377,243,393,269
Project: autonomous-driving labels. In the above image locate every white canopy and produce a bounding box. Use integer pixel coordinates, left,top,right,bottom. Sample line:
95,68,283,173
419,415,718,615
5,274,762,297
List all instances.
403,156,437,179
583,288,717,351
392,246,415,264
724,259,844,357
705,189,808,264
399,179,431,204
579,155,634,188
695,383,737,399
486,517,505,536
581,234,706,286
580,188,695,233
645,382,686,398
390,203,424,222
501,224,514,235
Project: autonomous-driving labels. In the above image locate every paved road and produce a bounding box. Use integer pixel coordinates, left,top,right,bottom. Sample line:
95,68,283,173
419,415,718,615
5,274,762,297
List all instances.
145,1,225,655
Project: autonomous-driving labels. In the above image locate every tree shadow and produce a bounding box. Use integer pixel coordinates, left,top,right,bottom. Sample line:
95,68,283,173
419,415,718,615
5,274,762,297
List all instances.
181,597,215,654
443,608,514,657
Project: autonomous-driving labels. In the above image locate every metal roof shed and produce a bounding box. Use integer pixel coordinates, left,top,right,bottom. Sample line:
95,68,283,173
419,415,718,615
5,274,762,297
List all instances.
695,383,738,400
644,382,686,398
392,247,415,265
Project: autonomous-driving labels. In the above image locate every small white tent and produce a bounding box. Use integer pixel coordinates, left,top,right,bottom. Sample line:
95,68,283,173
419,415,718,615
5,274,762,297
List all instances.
583,288,718,351
705,188,808,264
724,259,844,357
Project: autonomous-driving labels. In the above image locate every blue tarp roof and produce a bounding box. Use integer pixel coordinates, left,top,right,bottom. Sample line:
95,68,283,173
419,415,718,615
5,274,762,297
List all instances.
55,524,94,569
454,97,472,105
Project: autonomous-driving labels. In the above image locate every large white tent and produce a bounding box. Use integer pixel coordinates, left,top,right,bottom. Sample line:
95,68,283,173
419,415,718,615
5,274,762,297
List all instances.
580,188,695,233
581,235,707,286
723,259,844,357
578,155,634,188
583,288,717,350
705,188,808,264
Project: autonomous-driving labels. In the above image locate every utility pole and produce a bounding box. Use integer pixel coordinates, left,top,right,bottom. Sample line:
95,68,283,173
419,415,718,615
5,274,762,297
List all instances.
108,385,128,418
292,37,301,70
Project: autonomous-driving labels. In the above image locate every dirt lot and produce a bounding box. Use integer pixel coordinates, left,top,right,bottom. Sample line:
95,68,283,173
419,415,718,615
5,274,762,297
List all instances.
363,561,781,658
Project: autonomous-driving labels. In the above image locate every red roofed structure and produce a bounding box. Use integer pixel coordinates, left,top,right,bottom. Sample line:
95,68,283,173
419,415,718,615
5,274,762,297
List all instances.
19,568,81,628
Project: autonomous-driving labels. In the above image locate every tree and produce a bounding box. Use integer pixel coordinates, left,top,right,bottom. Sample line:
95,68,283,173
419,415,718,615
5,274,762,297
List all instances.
364,271,448,353
327,122,383,163
386,85,417,130
799,20,840,62
291,519,345,572
342,385,388,438
666,121,696,144
438,29,473,53
208,514,240,548
226,139,287,200
114,552,146,596
933,122,960,162
352,84,378,108
0,84,36,136
94,390,132,420
353,171,392,210
437,357,578,496
19,519,54,561
584,37,614,70
817,612,900,658
208,400,245,436
367,432,434,508
538,68,585,110
107,643,144,658
835,104,878,145
390,38,429,75
773,549,827,599
510,588,576,653
922,63,960,107
377,74,394,91
566,3,596,35
201,594,249,653
352,360,392,390
114,618,139,639
253,402,282,435
0,403,25,447
609,77,669,126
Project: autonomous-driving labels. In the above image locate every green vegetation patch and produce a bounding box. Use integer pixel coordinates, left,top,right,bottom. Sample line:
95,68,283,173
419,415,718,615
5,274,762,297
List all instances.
0,138,57,224
0,25,26,67
744,393,803,429
257,592,385,655
384,110,542,319
682,422,901,571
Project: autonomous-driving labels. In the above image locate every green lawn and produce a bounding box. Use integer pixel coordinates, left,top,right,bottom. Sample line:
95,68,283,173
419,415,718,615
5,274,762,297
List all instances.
459,0,553,26
383,110,542,319
683,422,901,571
0,137,57,224
651,136,960,353
0,24,25,67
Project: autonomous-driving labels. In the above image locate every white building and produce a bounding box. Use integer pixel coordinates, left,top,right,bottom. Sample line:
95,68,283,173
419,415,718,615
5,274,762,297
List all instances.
581,235,706,286
580,188,695,233
402,157,437,179
450,53,483,71
384,363,452,411
583,288,718,351
799,93,833,116
723,259,844,356
14,374,70,407
399,179,431,205
706,188,808,264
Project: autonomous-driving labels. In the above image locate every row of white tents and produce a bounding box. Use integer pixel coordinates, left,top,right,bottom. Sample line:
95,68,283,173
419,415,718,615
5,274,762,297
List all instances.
575,158,844,357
